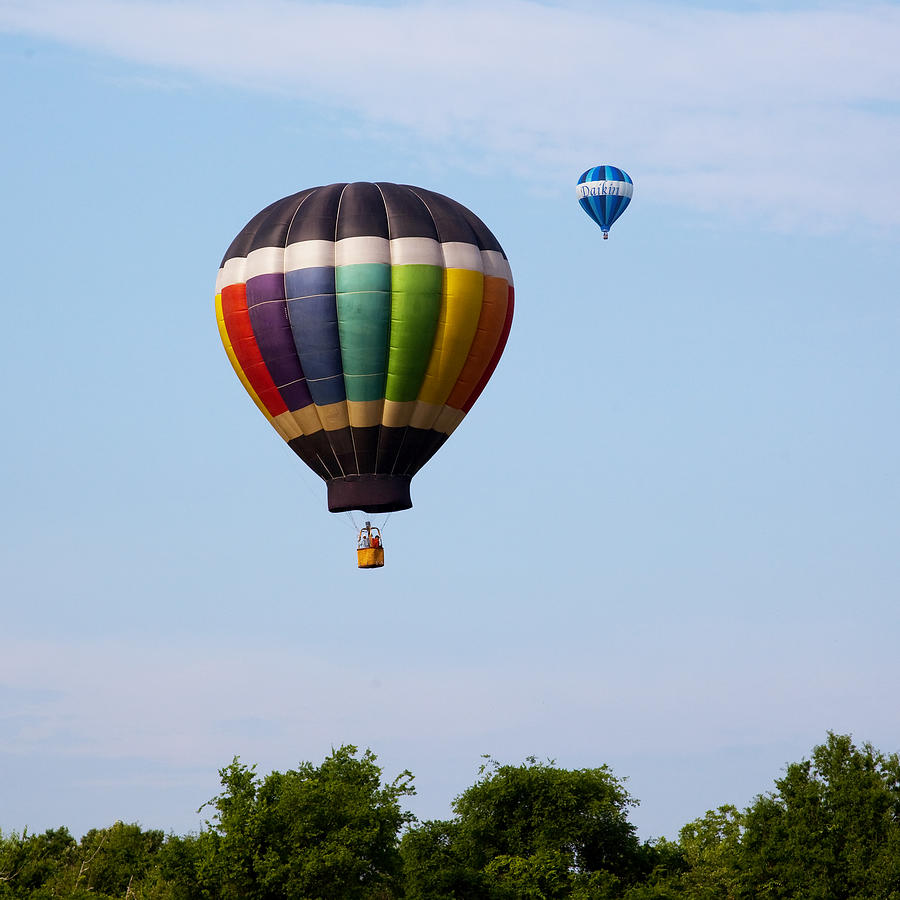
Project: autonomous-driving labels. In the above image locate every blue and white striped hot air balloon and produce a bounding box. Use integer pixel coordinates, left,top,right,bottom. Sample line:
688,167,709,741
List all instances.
576,165,633,239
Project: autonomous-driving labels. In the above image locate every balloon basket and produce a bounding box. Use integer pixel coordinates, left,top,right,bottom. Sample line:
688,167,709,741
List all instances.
357,521,384,568
357,547,385,569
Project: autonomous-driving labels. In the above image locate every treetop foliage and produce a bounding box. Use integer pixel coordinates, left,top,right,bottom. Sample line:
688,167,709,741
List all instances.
2,733,899,899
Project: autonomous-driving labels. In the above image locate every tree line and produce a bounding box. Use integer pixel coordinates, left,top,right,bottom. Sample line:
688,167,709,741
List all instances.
2,732,899,899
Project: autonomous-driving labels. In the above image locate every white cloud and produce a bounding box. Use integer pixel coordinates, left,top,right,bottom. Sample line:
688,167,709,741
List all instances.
1,633,891,775
2,0,899,229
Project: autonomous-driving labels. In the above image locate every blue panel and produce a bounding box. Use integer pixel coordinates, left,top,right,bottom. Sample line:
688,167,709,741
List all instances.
286,293,346,405
285,266,334,299
579,197,602,228
305,373,346,406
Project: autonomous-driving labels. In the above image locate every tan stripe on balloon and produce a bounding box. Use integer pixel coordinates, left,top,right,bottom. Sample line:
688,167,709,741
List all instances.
316,401,350,431
382,399,416,428
409,400,443,431
432,406,466,436
271,410,303,441
288,404,325,437
347,399,385,428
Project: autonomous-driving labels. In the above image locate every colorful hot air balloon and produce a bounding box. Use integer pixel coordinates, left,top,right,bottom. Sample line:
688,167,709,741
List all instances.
576,165,633,239
215,182,514,514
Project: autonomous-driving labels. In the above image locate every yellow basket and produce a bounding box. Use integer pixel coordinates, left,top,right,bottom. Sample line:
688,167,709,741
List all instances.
357,547,385,569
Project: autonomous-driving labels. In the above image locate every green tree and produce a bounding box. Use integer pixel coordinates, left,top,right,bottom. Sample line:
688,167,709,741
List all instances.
403,755,655,898
675,805,743,900
0,822,173,900
194,745,415,899
153,832,208,900
455,756,645,879
614,836,686,900
0,827,76,899
73,821,165,897
482,849,573,898
400,819,484,899
740,732,900,899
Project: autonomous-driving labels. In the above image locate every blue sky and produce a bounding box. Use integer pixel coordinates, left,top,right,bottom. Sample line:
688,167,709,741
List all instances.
1,0,899,842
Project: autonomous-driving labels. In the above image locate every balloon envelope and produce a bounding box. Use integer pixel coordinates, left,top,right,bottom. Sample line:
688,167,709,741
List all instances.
216,182,514,513
576,165,633,237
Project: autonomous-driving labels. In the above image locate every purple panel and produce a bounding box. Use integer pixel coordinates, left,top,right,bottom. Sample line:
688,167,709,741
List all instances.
280,378,314,410
246,271,314,411
247,272,285,306
248,300,308,395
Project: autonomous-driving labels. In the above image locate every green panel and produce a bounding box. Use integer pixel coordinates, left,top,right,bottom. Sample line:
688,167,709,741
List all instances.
385,265,443,403
336,264,392,403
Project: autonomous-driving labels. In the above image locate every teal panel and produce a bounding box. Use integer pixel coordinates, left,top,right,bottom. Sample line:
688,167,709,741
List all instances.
336,264,392,402
337,262,391,294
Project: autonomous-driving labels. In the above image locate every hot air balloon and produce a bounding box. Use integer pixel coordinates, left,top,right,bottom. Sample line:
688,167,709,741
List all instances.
215,182,514,528
576,165,633,238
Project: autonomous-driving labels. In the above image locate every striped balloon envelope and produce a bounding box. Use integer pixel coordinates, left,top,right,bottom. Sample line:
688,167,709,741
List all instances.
576,165,633,238
215,182,514,514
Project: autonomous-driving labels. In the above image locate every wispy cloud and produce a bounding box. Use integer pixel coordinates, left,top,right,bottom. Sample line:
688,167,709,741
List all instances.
3,0,899,229
1,635,889,773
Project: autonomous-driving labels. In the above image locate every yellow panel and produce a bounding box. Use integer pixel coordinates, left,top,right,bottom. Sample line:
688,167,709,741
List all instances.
417,268,484,405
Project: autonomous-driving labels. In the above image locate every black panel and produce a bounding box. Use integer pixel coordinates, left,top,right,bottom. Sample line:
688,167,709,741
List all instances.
285,183,346,243
393,427,440,476
221,189,317,264
375,426,407,474
404,186,478,245
376,425,448,477
336,182,390,240
412,186,506,255
350,425,381,475
327,474,412,513
288,432,337,480
323,426,357,477
405,431,449,477
223,183,508,262
377,183,440,241
454,200,506,254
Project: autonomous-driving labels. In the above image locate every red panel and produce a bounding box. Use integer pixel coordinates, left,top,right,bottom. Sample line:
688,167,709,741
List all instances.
221,283,288,416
